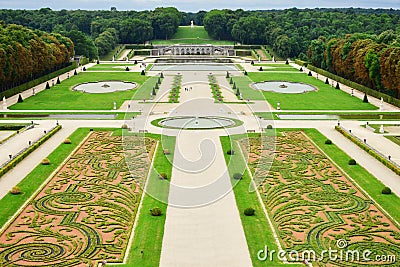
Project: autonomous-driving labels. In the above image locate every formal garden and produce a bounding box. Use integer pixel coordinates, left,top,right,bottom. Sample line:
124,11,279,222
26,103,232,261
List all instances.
224,130,400,266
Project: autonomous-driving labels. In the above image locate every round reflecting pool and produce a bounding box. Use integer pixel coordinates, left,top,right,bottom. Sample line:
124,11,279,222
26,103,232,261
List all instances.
158,116,239,129
73,81,137,93
252,81,316,94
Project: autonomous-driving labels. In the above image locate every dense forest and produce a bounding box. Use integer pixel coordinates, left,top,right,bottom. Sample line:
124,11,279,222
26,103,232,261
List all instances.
0,7,399,98
0,7,182,58
0,22,74,91
308,33,400,98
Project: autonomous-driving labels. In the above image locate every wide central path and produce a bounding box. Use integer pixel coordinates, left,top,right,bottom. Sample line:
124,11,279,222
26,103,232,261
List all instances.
159,131,251,265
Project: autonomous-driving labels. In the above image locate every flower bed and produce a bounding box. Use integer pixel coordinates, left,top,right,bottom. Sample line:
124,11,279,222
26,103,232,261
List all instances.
240,131,400,266
0,131,156,266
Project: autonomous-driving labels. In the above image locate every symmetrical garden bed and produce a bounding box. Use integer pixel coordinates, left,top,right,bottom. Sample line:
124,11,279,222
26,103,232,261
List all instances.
240,131,400,266
0,131,156,266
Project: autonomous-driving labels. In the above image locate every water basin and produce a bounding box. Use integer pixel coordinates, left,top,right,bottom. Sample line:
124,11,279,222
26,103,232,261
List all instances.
73,81,137,94
252,81,316,94
158,116,237,129
151,64,239,72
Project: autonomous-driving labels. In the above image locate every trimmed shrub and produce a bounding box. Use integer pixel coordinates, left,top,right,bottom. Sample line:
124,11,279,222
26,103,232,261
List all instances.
125,66,130,71
233,173,243,180
299,67,303,72
227,149,235,155
363,93,369,103
97,60,100,64
325,78,329,84
150,207,162,216
134,60,138,64
45,82,50,89
141,70,145,75
244,207,255,216
308,71,312,76
348,159,357,165
152,88,156,96
74,70,77,75
159,172,167,180
56,77,61,84
64,138,71,144
160,72,164,78
259,66,263,71
266,125,273,129
251,60,254,65
10,186,21,195
244,71,248,75
382,187,392,194
285,59,289,64
83,67,86,71
226,72,230,78
42,158,50,165
17,94,23,103
325,139,332,144
336,82,340,89
121,124,128,129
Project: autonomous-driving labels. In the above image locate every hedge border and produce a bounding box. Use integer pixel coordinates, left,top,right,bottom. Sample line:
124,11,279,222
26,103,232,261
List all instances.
295,61,400,107
0,62,78,100
0,124,62,178
335,125,400,175
0,124,31,144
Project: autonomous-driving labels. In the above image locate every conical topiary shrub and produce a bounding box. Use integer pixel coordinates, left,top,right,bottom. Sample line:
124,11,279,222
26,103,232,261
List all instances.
45,82,50,89
125,66,130,71
325,78,329,84
56,77,60,84
152,87,156,96
74,70,77,75
335,83,340,89
285,59,289,64
160,72,164,78
236,87,240,96
259,66,263,71
141,70,145,76
308,71,312,76
233,82,236,89
363,93,369,103
226,72,230,78
17,94,23,103
230,77,233,84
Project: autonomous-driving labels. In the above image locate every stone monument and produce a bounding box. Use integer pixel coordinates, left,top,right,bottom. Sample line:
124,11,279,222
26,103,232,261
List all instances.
2,96,7,110
190,20,194,28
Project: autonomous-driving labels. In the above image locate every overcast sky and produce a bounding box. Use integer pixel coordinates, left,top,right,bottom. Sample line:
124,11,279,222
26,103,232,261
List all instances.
0,0,399,12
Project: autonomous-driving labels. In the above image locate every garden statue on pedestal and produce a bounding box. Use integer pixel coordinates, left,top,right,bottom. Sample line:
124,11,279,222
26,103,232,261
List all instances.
190,20,194,28
380,97,384,111
2,97,7,110
113,101,117,110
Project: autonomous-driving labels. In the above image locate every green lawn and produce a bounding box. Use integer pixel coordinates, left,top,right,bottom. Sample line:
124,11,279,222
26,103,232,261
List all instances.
87,63,137,71
221,135,301,267
230,76,265,100
151,26,234,45
10,72,149,110
120,133,175,267
247,72,378,110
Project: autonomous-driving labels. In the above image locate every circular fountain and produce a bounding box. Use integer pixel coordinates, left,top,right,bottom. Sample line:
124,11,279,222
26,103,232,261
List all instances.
157,116,240,130
252,81,316,94
73,81,137,94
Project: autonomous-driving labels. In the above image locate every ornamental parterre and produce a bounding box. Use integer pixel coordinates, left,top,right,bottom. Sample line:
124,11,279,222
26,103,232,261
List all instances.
0,131,156,266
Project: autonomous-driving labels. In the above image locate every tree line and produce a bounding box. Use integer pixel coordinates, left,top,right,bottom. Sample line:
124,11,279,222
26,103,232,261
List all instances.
202,8,400,58
308,32,400,98
0,22,74,91
0,7,182,58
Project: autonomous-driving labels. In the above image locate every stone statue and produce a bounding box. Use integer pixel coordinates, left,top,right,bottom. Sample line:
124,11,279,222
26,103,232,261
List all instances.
190,20,194,28
380,97,384,111
2,96,7,110
113,101,117,110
